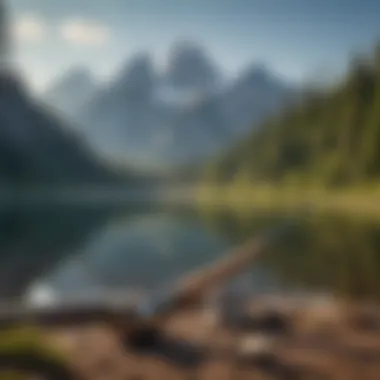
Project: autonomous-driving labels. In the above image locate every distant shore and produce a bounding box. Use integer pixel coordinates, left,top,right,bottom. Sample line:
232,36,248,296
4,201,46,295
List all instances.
9,293,380,380
0,185,195,206
196,184,380,218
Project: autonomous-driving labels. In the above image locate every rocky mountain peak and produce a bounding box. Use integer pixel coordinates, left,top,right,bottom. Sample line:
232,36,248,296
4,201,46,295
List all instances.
165,41,220,90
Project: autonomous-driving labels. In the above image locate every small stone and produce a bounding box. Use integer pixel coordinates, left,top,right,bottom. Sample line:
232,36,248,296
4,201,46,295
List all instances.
238,333,275,357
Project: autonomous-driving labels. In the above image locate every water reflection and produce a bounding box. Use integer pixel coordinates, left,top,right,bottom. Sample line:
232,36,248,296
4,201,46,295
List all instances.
43,213,228,293
28,207,281,300
202,209,380,301
1,203,379,302
0,202,156,299
0,203,111,298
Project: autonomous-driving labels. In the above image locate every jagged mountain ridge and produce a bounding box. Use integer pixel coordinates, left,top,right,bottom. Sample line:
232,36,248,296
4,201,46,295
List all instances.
43,41,295,169
43,67,98,121
165,41,221,91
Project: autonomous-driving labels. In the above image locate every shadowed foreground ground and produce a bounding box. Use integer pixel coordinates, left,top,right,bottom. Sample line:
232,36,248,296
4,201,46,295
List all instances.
38,295,380,380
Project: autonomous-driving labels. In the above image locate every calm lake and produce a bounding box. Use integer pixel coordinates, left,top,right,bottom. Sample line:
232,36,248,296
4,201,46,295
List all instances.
0,201,379,302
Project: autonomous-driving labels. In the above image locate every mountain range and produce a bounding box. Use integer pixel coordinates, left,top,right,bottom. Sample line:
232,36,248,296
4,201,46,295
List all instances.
43,67,98,121
43,41,296,170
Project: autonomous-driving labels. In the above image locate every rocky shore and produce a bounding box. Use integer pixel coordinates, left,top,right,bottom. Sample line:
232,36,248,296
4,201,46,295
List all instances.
44,294,380,380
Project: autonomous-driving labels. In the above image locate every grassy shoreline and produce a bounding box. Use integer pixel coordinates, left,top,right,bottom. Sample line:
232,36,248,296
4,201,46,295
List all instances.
196,183,380,219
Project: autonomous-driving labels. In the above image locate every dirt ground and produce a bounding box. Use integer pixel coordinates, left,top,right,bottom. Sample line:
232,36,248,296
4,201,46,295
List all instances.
43,295,380,380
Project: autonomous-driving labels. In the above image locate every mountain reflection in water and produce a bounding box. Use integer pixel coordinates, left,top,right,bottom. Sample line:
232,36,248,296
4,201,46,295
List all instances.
0,203,379,303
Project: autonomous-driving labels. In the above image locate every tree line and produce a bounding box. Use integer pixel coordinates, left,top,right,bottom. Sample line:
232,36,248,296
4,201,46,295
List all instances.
203,44,380,188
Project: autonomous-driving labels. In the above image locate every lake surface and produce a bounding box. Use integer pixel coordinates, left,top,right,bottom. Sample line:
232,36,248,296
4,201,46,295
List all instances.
0,201,379,303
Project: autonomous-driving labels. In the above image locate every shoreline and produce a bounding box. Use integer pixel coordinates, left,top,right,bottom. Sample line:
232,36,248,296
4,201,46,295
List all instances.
12,292,380,380
196,184,380,219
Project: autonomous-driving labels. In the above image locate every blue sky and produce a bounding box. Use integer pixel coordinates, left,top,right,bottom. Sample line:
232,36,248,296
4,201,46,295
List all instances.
7,0,380,91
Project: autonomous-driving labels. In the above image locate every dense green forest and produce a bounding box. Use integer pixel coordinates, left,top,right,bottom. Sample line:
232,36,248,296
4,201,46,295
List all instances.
202,44,380,189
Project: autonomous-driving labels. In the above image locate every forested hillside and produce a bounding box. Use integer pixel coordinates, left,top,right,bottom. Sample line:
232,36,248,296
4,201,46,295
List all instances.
203,44,380,188
0,72,122,186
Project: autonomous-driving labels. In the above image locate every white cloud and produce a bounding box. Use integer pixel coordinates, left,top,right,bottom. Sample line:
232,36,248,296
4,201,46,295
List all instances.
12,14,47,43
59,18,110,46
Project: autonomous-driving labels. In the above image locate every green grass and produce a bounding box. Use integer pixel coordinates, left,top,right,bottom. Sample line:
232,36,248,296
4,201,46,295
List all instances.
196,182,380,219
0,327,70,380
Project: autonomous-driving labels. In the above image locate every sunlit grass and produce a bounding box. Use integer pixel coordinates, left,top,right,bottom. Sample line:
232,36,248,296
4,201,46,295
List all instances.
0,327,68,379
197,182,380,220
